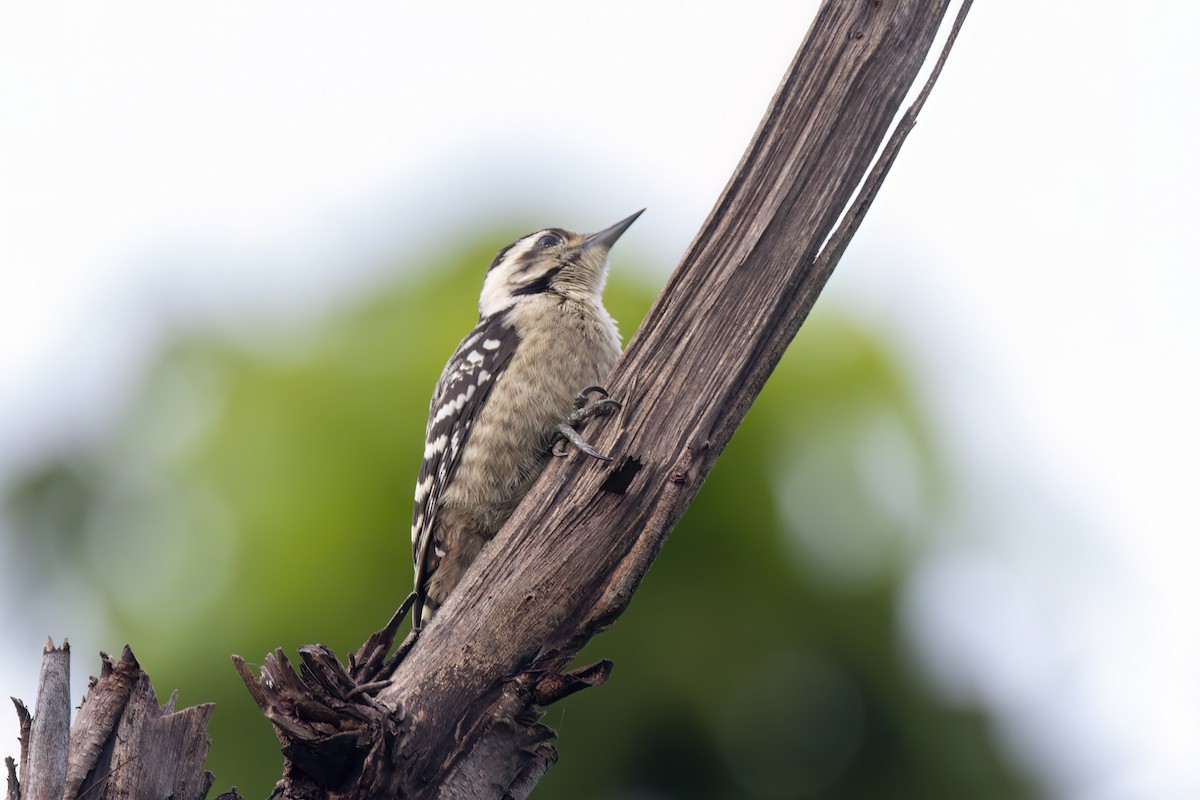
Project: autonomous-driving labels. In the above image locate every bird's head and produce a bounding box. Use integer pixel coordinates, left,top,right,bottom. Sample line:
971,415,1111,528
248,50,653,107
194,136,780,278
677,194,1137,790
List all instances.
478,209,643,317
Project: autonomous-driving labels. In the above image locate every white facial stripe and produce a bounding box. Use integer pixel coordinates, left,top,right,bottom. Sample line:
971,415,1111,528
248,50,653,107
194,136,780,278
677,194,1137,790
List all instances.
479,271,506,318
478,232,546,316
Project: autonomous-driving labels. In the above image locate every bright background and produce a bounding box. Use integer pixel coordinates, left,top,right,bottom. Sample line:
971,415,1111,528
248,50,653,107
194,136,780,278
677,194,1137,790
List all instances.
2,2,1197,798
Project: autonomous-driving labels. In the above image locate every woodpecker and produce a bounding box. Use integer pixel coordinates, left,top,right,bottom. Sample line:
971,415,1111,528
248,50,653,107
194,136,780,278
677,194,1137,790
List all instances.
411,210,643,627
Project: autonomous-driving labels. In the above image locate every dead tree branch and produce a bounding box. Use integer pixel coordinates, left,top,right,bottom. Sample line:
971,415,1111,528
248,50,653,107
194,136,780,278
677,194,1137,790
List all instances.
239,0,976,797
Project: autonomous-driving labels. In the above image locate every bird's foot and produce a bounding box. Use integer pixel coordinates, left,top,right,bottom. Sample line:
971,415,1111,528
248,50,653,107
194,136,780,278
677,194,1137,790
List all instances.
551,386,621,461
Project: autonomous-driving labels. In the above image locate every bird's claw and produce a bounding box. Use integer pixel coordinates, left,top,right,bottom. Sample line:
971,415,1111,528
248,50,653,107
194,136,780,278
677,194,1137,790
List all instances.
550,386,621,461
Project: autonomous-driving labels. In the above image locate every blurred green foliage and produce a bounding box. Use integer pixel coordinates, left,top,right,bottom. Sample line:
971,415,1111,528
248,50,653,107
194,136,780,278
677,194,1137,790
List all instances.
3,232,1034,798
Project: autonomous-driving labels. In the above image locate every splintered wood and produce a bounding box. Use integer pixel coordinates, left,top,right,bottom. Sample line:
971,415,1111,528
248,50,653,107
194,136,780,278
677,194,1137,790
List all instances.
6,640,221,800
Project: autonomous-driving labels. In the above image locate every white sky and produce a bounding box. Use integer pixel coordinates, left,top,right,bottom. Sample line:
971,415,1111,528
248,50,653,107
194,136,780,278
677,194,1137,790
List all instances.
1,2,1197,798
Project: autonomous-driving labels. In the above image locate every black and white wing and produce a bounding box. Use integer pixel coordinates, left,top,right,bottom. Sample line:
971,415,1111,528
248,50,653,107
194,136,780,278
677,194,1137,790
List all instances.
411,312,519,615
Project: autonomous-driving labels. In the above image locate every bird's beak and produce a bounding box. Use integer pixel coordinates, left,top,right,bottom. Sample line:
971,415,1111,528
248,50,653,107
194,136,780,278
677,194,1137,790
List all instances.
584,209,645,251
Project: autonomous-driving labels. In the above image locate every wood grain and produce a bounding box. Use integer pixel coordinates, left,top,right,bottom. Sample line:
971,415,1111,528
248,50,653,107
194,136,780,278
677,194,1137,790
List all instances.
374,1,970,796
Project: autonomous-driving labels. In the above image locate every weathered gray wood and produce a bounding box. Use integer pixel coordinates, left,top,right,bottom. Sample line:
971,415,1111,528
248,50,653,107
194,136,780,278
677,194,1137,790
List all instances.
63,646,138,799
23,639,69,800
5,756,17,800
10,700,30,796
97,677,215,800
7,646,219,800
240,1,976,797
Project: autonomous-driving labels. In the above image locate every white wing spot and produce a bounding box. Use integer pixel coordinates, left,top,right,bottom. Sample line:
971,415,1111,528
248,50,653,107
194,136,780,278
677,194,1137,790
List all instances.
433,383,476,423
482,338,501,350
433,402,455,424
466,350,484,365
414,474,433,502
424,434,448,459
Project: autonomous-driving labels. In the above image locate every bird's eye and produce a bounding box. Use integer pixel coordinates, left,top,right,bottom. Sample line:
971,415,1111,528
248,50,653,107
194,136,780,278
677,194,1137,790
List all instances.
535,233,560,248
